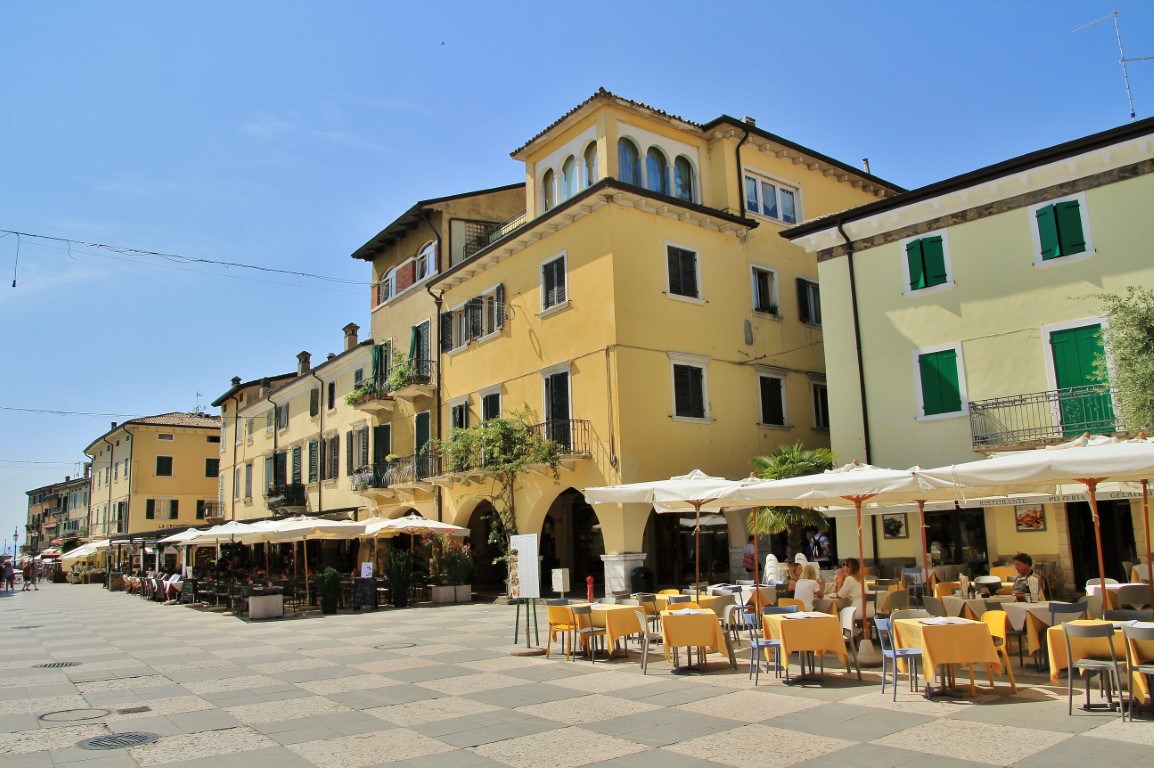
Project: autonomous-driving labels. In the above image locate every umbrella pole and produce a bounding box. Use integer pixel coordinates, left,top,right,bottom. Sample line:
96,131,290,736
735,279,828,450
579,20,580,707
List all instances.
1080,478,1109,606
918,500,929,587
304,535,311,606
857,499,867,634
1144,479,1153,613
694,503,702,600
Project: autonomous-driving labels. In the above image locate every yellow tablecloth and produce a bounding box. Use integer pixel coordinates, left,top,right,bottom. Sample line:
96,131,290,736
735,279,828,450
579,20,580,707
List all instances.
590,604,644,648
893,617,1003,688
655,594,721,612
764,613,847,665
660,610,734,667
1045,621,1151,703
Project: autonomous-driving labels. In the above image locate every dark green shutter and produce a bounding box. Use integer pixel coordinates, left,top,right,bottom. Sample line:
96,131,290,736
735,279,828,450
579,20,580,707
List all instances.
360,426,370,467
1036,205,1060,260
310,388,319,416
373,425,390,469
906,240,926,290
796,278,810,321
291,446,302,484
1054,200,1086,256
415,412,430,453
170,499,178,519
673,364,704,418
495,284,505,328
264,457,274,490
440,311,453,351
467,297,483,338
921,236,948,287
346,431,355,474
308,441,317,483
919,350,961,415
408,325,418,360
196,500,205,519
146,499,155,519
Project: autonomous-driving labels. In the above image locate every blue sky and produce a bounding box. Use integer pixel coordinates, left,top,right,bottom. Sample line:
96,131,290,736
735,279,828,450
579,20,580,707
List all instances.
2,1,1153,550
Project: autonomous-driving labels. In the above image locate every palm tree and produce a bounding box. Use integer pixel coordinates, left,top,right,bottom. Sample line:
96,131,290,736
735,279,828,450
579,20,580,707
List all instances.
748,442,835,559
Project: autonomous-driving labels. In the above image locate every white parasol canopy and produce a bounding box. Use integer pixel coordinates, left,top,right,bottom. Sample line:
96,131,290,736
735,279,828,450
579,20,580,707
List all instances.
920,434,1154,606
157,528,206,545
183,520,263,545
363,514,467,537
586,470,756,596
262,516,367,542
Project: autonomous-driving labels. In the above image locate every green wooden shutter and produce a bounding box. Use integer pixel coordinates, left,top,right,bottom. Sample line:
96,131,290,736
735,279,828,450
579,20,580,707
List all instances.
673,364,704,418
346,431,354,475
760,377,784,425
905,239,926,290
495,284,505,329
408,325,418,360
308,441,317,483
146,499,155,519
921,236,948,287
440,311,453,351
309,388,319,417
360,426,370,467
1036,205,1060,260
919,350,961,415
291,446,302,484
1054,200,1086,256
667,247,683,295
169,499,178,519
372,425,390,469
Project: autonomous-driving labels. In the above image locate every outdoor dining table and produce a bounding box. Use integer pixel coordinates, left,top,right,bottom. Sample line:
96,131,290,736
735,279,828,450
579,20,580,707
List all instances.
1002,600,1056,658
1046,620,1153,704
763,611,848,683
942,594,1014,620
589,603,644,656
893,616,1005,696
1084,582,1132,597
655,594,722,612
660,609,736,672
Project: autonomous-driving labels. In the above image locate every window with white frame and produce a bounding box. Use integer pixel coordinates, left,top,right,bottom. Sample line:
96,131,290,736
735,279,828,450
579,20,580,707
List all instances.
666,244,700,300
645,147,669,195
811,380,830,430
450,401,469,431
744,172,799,224
797,278,821,325
914,343,968,418
442,284,505,351
379,268,396,304
1029,192,1093,265
541,254,567,311
481,389,501,422
233,467,241,499
582,142,598,187
415,241,436,281
542,168,556,212
618,138,641,186
157,433,174,441
759,373,787,426
561,155,578,201
751,265,779,315
901,230,953,292
670,355,709,420
275,403,289,430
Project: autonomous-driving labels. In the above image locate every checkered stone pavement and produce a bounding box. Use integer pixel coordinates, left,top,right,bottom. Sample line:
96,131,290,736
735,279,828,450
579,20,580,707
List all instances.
1,583,1150,768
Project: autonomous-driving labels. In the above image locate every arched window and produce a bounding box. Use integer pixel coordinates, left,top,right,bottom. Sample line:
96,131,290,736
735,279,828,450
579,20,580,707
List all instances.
542,168,555,212
646,147,669,194
415,241,436,280
561,156,578,201
582,142,598,187
618,138,640,186
674,156,695,202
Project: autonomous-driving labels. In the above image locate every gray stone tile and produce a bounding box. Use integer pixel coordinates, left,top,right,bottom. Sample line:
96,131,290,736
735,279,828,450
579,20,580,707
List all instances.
597,750,730,768
766,702,936,740
462,682,580,708
325,687,442,709
381,664,470,683
794,743,990,768
430,716,563,748
1014,732,1154,766
374,751,510,768
584,709,740,748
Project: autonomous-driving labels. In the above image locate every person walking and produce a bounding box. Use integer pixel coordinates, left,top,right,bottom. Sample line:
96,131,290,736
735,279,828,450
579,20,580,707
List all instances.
21,562,33,591
29,561,39,590
2,560,13,591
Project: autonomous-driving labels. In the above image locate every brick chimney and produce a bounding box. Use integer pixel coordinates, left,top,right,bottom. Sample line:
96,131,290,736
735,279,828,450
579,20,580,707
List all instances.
231,376,241,388
297,351,311,375
343,323,360,351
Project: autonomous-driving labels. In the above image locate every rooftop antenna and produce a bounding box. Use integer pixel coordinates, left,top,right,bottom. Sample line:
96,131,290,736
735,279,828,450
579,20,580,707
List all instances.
193,391,204,415
1075,10,1152,122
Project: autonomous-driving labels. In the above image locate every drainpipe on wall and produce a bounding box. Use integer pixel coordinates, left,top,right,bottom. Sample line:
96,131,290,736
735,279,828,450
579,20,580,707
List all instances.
267,381,282,510
124,426,134,536
836,218,879,566
422,209,445,523
227,380,241,521
99,432,115,578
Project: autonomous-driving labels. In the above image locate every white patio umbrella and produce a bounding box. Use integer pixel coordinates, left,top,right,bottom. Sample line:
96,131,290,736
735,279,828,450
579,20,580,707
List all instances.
920,434,1154,608
363,514,468,537
585,470,754,597
719,463,957,635
262,516,368,604
157,528,205,545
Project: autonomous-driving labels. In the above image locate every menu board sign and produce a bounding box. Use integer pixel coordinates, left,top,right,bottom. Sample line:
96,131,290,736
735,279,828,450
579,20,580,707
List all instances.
507,533,540,599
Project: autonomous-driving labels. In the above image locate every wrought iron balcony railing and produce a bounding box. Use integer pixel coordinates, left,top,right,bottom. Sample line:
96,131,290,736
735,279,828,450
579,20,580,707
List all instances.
264,482,307,509
969,385,1125,450
531,418,592,456
461,211,527,260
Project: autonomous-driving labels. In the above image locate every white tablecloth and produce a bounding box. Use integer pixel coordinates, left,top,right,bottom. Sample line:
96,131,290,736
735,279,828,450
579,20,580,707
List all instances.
1002,601,1054,632
1085,582,1125,597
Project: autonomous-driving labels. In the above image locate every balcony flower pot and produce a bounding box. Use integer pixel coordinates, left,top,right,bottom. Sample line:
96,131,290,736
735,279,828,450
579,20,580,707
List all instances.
318,567,342,615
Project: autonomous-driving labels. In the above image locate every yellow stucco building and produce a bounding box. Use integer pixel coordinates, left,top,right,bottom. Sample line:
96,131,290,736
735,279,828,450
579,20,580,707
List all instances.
83,412,222,540
398,90,897,591
784,116,1154,596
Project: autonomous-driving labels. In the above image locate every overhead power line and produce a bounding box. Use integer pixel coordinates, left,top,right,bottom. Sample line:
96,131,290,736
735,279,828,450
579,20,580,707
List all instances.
0,406,144,418
1,228,371,288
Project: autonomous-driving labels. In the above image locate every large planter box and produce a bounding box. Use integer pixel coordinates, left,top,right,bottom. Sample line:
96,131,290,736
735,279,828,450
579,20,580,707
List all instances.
430,585,456,604
455,585,472,602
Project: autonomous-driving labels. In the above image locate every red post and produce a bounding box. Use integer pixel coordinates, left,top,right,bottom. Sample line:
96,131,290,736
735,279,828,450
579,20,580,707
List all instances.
586,575,595,603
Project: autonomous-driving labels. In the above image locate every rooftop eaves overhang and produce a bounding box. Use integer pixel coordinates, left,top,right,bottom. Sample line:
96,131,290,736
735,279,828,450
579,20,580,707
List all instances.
233,340,376,418
211,373,295,408
351,183,525,262
702,115,903,198
781,115,1154,256
434,177,758,291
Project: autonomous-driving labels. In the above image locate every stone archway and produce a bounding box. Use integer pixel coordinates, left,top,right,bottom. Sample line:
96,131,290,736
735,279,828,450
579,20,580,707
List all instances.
541,488,605,591
465,500,505,590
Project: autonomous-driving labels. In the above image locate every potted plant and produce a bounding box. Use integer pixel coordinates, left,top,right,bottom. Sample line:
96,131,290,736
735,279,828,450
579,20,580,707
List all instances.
386,357,415,392
344,379,377,406
386,549,411,608
444,537,474,602
318,567,342,614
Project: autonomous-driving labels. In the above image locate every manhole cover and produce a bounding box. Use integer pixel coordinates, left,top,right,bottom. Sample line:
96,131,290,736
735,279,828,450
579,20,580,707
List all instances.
40,708,109,722
34,661,80,668
116,706,152,715
77,733,159,750
13,625,42,629
375,642,417,650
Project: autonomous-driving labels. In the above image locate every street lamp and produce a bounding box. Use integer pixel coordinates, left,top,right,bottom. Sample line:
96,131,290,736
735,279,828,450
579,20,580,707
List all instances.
14,526,19,557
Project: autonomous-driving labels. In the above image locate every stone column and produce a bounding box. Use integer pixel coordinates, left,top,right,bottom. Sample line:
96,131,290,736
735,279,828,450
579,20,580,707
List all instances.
601,553,647,597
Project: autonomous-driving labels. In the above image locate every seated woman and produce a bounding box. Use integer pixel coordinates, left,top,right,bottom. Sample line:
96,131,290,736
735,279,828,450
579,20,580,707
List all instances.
830,557,864,612
792,563,825,611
